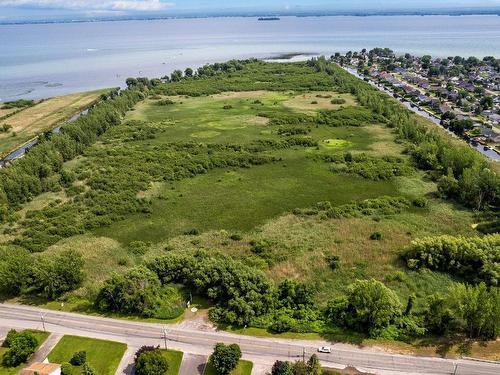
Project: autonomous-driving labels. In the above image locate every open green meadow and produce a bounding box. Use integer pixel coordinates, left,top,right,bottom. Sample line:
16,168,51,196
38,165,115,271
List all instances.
0,60,497,359
47,335,126,375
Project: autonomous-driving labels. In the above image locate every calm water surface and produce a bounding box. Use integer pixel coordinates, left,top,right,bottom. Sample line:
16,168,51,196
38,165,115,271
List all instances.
1,15,499,101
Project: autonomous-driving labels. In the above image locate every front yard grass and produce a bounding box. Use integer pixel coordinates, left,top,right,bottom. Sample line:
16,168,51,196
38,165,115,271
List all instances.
204,359,253,375
47,335,126,375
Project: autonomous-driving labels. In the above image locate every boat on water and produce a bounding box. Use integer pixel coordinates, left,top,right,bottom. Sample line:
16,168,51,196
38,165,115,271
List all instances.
258,17,280,21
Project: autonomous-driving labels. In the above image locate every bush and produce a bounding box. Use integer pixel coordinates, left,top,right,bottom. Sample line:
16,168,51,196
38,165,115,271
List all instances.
2,329,18,347
184,228,199,236
326,279,402,336
157,99,174,106
95,266,162,316
61,362,72,375
211,343,241,375
82,363,98,375
370,232,382,240
135,349,169,375
1,331,38,367
325,255,340,270
403,234,500,285
331,98,346,104
223,105,233,110
412,197,428,207
70,350,87,366
229,234,242,241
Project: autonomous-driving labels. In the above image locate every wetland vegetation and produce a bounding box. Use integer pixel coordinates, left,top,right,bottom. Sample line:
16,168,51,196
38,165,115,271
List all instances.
0,58,498,358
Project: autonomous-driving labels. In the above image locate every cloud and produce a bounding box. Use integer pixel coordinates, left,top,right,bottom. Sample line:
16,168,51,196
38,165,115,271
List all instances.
0,0,174,12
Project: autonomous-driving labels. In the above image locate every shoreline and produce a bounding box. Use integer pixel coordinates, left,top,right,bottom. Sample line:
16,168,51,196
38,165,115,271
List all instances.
2,12,499,26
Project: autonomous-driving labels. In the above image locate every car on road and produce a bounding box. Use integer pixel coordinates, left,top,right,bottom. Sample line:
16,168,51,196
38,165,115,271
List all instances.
318,346,332,353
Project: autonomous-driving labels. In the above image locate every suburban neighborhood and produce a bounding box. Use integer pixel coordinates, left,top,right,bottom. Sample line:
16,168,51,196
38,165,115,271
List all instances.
331,48,500,157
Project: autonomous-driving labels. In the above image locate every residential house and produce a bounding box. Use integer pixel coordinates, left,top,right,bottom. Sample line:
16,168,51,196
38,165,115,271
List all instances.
21,362,61,375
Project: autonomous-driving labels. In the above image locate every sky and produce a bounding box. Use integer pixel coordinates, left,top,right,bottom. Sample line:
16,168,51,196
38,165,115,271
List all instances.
0,0,499,21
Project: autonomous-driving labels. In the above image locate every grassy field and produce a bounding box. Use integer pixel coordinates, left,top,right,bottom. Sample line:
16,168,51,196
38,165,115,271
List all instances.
0,330,50,375
0,89,109,156
47,335,126,375
1,61,495,359
161,349,183,375
6,86,476,308
204,360,253,375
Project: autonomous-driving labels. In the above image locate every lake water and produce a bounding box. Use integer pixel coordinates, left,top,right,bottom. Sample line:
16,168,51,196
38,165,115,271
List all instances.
1,15,499,101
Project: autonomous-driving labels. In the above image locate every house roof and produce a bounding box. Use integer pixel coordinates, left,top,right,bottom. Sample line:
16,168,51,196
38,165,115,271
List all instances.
20,362,61,375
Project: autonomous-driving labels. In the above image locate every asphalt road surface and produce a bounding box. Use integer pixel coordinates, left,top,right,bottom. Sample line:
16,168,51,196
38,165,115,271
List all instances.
0,303,498,375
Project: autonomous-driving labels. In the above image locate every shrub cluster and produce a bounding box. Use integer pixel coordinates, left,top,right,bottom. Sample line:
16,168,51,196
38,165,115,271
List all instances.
0,247,85,299
403,234,500,286
331,153,414,180
1,330,38,367
0,89,143,218
293,196,411,219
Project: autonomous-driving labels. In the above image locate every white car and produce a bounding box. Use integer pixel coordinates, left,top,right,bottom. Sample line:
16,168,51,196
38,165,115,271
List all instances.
318,346,331,353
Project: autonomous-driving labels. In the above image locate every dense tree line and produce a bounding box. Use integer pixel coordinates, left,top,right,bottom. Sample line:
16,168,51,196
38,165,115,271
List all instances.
424,283,499,339
157,61,333,97
0,89,143,219
403,234,500,286
0,247,84,299
95,252,318,328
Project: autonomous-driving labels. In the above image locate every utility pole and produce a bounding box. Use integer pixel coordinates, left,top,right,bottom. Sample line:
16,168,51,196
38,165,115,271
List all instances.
453,363,458,375
162,328,168,350
40,313,46,332
302,347,305,362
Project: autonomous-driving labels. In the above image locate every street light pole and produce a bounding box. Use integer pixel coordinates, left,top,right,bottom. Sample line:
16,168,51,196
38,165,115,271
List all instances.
162,328,168,350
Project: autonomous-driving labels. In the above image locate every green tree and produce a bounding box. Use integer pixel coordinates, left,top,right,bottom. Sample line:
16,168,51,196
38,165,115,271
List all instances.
32,249,85,299
326,279,402,335
270,360,293,375
1,331,38,367
211,343,241,375
135,349,169,375
449,283,499,339
307,354,321,375
95,266,162,316
424,294,455,335
292,360,309,375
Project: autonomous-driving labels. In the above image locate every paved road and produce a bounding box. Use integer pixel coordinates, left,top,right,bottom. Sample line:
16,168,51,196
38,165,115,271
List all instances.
0,303,498,375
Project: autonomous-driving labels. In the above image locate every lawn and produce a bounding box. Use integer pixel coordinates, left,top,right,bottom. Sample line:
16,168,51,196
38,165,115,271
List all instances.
0,330,50,375
161,349,183,375
47,335,126,375
0,89,110,156
204,360,253,375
